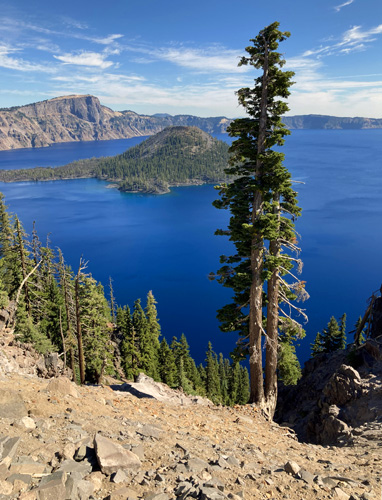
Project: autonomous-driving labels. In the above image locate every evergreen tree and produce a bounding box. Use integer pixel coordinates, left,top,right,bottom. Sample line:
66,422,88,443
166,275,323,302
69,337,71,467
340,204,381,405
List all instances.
0,193,19,296
237,366,250,404
158,337,177,387
311,330,324,357
229,361,241,405
213,23,306,416
278,341,301,385
188,358,206,395
205,342,221,403
218,353,230,405
277,319,303,385
132,298,158,378
338,313,347,350
109,277,117,324
323,317,340,353
14,301,56,354
120,305,140,379
311,314,347,357
79,276,114,384
177,357,194,394
145,291,161,380
58,249,76,376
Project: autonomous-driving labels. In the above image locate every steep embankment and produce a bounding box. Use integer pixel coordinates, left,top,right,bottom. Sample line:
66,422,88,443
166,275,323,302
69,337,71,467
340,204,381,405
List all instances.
0,95,231,151
0,328,380,499
0,126,230,194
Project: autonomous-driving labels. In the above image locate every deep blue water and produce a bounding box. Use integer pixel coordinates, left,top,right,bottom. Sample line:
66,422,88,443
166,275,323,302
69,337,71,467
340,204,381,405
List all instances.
0,130,381,365
0,137,148,170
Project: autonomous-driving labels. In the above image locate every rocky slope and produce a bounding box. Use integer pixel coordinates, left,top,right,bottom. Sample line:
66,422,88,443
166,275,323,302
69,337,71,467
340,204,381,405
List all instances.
276,335,382,450
0,329,381,500
0,96,231,151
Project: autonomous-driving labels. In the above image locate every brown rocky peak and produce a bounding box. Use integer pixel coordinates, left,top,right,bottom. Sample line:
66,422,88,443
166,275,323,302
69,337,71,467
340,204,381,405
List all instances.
19,94,104,123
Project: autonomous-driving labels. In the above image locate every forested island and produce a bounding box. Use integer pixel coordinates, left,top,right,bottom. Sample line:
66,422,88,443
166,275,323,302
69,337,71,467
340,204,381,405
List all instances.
0,126,230,194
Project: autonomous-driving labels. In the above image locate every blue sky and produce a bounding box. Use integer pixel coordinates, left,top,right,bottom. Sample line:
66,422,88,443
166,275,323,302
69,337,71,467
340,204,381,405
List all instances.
0,0,381,117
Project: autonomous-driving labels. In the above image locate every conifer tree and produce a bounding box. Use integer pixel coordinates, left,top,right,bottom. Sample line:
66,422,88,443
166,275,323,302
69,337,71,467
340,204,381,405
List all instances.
229,361,241,405
213,23,306,416
109,277,116,324
158,337,177,387
145,291,161,380
188,358,205,395
311,314,347,357
311,330,324,357
218,353,230,405
278,341,301,385
79,277,114,383
0,193,18,296
237,366,250,404
338,313,347,350
205,342,221,403
120,305,140,379
132,298,158,378
58,249,76,376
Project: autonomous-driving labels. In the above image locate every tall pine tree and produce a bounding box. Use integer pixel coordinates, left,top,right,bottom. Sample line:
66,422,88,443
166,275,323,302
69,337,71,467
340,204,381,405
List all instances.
213,23,306,417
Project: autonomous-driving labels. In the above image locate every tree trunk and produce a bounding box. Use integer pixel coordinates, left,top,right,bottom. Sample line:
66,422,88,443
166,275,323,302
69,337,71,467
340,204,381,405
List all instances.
248,38,269,404
264,195,281,418
75,263,85,385
59,251,76,379
249,240,265,403
15,217,30,315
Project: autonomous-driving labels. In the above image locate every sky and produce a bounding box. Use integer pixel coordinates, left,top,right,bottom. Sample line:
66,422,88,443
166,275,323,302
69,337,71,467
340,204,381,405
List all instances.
0,0,382,118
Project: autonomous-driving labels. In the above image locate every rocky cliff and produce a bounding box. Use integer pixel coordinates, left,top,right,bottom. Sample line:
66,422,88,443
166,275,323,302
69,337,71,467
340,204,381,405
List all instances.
0,95,231,151
276,338,382,448
2,95,381,151
283,114,382,129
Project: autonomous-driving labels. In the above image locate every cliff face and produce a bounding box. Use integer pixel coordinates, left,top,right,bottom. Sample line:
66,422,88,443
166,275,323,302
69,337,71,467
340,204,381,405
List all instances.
0,95,231,151
283,114,382,129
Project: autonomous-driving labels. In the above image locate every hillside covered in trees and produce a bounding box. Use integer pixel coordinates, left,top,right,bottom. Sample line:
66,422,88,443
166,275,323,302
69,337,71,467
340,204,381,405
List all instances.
0,193,251,405
0,127,230,194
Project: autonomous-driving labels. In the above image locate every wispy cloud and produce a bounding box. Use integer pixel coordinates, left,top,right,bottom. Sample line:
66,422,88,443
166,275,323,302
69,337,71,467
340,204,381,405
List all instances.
150,46,248,73
334,0,355,12
284,24,382,117
0,44,54,72
54,51,114,69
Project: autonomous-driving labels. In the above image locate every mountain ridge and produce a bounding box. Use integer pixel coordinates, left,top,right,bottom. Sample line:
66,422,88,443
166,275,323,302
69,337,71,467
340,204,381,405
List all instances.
1,95,381,151
0,95,230,151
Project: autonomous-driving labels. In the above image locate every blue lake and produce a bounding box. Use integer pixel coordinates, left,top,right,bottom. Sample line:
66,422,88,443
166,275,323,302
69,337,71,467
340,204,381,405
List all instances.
0,130,381,365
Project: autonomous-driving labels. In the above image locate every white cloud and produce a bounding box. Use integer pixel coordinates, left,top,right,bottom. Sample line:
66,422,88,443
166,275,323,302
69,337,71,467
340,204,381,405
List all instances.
334,0,355,12
89,34,123,45
152,46,248,73
0,44,54,72
125,43,250,74
54,51,114,69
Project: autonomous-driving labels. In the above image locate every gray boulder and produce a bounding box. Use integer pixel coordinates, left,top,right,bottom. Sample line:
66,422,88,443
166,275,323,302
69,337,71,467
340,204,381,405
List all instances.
94,434,141,475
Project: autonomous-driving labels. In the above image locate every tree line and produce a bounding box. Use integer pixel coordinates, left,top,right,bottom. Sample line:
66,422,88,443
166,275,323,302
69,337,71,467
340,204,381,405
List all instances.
0,193,249,404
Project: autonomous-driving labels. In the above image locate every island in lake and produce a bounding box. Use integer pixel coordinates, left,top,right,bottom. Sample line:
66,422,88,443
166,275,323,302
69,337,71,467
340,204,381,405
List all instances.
0,126,230,194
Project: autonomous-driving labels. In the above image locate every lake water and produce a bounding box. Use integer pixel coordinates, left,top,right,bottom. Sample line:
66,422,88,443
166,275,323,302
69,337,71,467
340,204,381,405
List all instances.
0,130,381,365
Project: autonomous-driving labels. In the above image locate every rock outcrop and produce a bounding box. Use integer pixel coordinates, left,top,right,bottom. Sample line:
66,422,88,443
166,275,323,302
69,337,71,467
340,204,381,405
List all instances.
0,95,231,151
277,340,382,447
